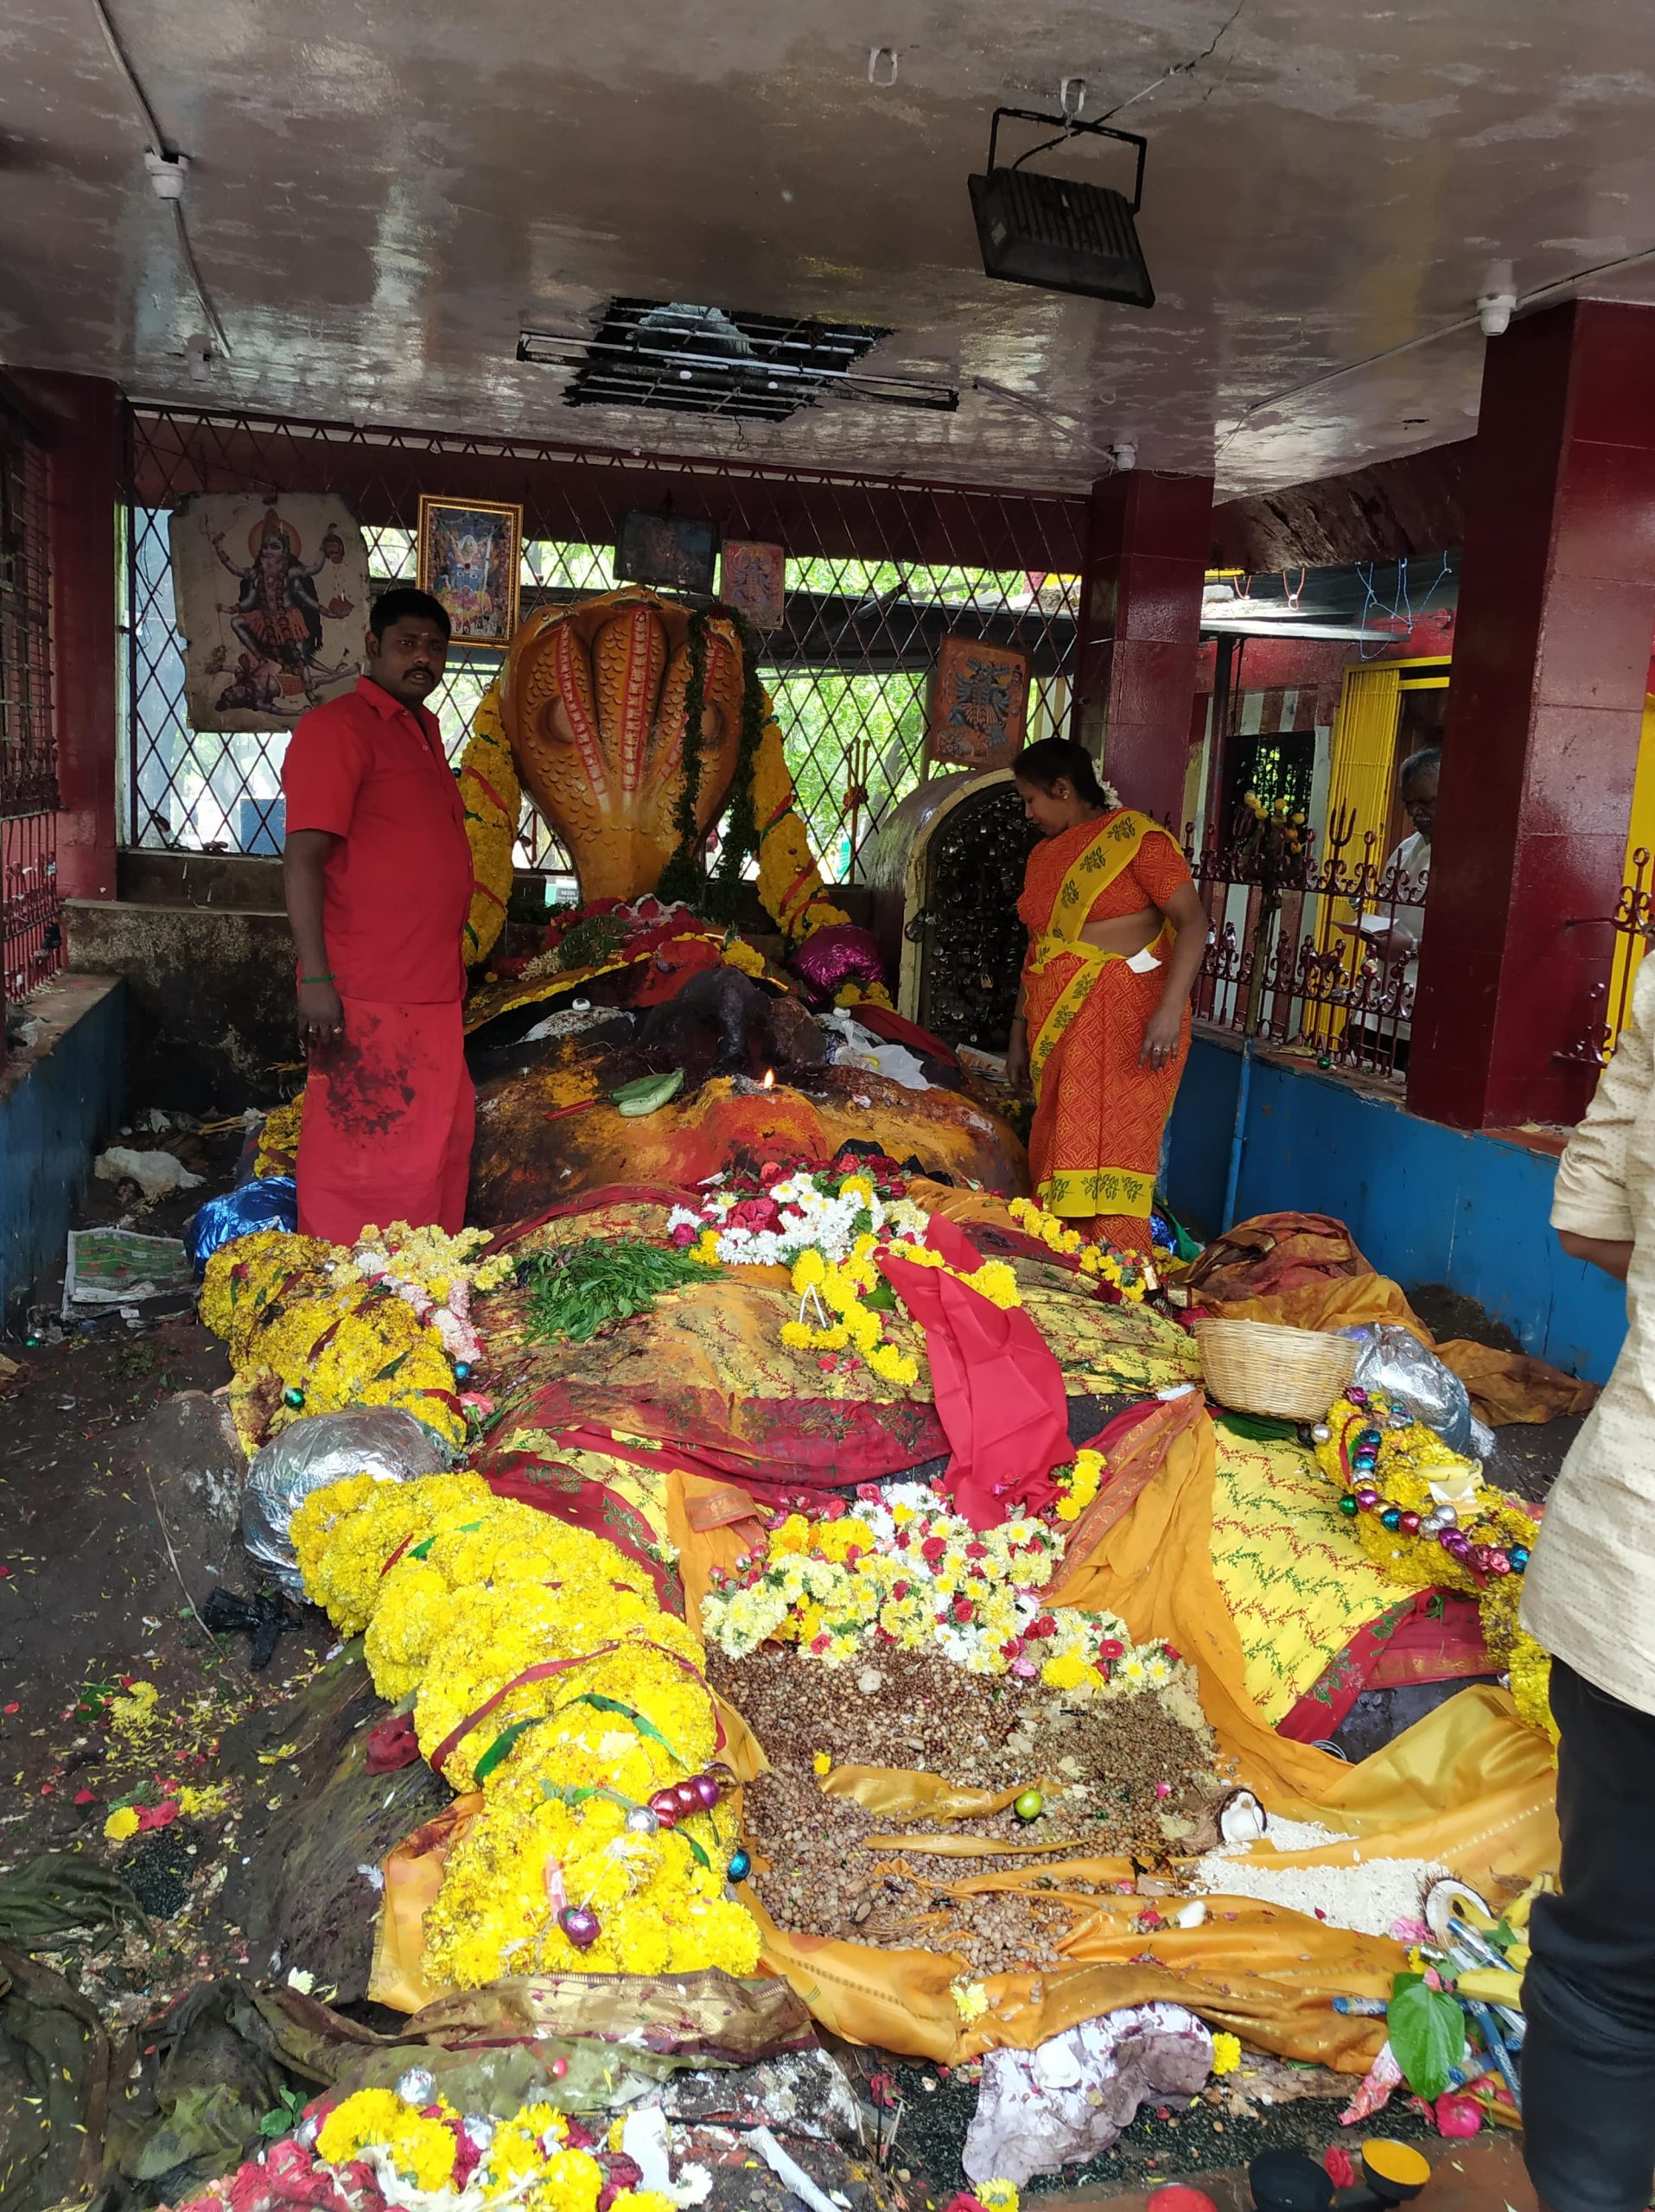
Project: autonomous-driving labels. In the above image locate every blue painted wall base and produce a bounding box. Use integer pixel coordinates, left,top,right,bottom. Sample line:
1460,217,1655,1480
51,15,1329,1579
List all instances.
1,975,126,1325
1166,1033,1627,1384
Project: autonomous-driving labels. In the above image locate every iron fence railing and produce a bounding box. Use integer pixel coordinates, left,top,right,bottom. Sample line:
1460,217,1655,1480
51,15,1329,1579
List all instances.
3,810,62,1007
122,404,1085,884
1185,809,1429,1080
1558,846,1653,1072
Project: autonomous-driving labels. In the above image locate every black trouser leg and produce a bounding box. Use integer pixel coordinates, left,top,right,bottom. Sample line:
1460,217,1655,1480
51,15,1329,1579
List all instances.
1522,1661,1655,2212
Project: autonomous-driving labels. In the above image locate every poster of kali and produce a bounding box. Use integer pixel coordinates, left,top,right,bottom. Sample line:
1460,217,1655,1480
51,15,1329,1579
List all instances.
170,494,370,732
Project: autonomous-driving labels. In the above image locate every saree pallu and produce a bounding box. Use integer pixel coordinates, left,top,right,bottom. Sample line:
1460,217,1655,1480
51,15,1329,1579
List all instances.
296,995,474,1244
1017,811,1193,1249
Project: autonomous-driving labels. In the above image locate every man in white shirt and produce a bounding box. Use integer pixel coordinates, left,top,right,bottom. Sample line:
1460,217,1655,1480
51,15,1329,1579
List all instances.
1522,960,1655,2212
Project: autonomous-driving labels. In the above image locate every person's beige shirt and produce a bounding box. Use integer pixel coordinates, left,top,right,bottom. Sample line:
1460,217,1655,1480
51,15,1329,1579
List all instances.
1525,959,1655,1714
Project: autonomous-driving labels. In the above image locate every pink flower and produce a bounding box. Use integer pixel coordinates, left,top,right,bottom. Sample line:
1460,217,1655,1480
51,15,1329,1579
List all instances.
669,1222,697,1248
1098,1638,1125,1660
1323,2149,1359,2189
1434,2093,1483,2138
731,1197,780,1231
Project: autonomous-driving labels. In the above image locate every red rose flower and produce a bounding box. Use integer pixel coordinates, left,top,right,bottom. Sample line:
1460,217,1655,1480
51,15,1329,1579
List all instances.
952,1596,974,1624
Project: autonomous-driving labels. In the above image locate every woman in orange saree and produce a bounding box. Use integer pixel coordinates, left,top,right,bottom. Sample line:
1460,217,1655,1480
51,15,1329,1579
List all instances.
1006,740,1207,1255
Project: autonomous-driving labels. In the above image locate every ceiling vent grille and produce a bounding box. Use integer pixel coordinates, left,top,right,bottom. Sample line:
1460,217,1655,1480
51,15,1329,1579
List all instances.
519,299,956,418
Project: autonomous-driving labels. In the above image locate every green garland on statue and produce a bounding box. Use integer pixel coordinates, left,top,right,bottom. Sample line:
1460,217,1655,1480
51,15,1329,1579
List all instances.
658,601,770,920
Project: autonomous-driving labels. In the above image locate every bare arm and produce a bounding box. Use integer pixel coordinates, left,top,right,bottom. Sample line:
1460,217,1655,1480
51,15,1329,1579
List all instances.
1140,880,1208,1070
1557,1230,1633,1282
283,828,345,1050
1006,976,1029,1092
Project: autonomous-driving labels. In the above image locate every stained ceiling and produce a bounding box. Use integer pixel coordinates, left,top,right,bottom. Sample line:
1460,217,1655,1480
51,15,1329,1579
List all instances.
3,0,1654,498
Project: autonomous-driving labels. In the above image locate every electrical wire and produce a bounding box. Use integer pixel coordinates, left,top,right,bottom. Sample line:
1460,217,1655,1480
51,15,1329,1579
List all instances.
1217,238,1655,461
89,0,232,356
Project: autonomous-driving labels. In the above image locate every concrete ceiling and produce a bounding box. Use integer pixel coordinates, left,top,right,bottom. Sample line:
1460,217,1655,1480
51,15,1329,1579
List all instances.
3,0,1655,498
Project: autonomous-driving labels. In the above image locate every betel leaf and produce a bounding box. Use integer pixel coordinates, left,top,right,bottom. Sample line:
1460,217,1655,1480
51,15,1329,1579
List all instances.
570,1691,680,1760
1388,1971,1467,2099
474,1715,546,1783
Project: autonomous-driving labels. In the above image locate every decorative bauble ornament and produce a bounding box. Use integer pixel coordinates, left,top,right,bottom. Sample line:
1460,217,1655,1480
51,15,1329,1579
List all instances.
727,1848,752,1883
1380,1507,1403,1532
1435,1505,1459,1526
626,1806,659,1835
559,1905,601,1951
1388,1410,1412,1430
454,1362,472,1382
283,1386,306,1409
672,1781,703,1817
550,2056,569,2080
1442,1530,1472,1560
1348,1388,1369,1406
1339,1496,1359,1517
647,1790,679,1829
1355,1487,1381,1510
1311,1424,1333,1445
1398,1510,1422,1536
1510,1546,1531,1573
1487,1551,1513,1576
691,1772,722,1811
1013,1788,1045,1822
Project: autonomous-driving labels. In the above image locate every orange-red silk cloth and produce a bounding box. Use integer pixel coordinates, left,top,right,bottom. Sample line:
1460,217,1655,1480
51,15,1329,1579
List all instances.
1016,812,1194,1237
877,1213,1073,1527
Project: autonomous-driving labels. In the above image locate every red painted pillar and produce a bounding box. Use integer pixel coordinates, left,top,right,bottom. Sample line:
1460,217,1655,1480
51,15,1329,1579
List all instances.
13,372,123,900
1070,470,1213,827
1410,302,1655,1129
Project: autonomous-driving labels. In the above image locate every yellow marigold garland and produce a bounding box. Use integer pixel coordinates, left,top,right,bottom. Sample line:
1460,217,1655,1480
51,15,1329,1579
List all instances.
294,1474,761,1987
1312,1391,1554,1740
752,719,893,1007
456,682,520,968
201,1229,478,1453
1009,1196,1158,1301
253,1096,303,1178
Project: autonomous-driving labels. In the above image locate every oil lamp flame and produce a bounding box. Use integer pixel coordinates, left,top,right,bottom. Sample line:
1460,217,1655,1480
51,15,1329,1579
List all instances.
761,1067,775,1090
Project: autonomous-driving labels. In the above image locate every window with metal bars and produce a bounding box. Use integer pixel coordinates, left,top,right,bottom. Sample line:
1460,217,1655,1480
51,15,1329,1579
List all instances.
0,409,61,1006
122,406,1085,884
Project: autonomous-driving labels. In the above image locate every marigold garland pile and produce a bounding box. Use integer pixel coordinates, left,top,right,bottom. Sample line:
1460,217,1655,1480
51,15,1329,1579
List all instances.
290,1472,761,1987
200,1226,503,1453
1312,1387,1553,1738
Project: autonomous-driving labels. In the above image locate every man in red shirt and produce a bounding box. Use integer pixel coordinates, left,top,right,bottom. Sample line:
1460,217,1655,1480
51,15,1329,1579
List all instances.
281,588,475,1243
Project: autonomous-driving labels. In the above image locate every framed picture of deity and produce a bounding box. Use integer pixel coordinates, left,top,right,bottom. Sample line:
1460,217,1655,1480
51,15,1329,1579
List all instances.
614,507,717,597
416,495,523,649
169,493,370,732
926,633,1031,770
719,539,786,630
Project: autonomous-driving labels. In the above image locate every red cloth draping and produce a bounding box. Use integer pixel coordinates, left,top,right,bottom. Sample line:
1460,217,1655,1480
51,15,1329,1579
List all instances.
877,1214,1073,1528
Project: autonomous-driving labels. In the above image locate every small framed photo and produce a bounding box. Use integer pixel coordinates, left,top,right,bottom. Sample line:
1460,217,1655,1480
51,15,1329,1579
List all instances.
615,507,717,596
926,634,1031,769
417,495,523,648
720,539,786,630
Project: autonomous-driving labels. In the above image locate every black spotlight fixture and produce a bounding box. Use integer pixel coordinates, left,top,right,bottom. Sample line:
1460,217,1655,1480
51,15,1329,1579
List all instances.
969,106,1155,308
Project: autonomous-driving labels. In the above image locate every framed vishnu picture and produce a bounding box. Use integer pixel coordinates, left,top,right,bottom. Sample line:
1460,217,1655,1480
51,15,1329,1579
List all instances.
416,495,523,649
926,633,1031,770
719,539,786,629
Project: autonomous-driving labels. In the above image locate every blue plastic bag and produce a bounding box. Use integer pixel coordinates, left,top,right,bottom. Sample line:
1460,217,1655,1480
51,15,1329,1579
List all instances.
187,1175,298,1274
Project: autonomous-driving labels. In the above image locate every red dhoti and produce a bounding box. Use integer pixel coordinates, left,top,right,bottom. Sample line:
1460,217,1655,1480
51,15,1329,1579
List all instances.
296,996,474,1244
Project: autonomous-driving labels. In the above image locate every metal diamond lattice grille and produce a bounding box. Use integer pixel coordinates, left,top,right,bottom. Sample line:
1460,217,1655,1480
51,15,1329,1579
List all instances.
124,406,1085,887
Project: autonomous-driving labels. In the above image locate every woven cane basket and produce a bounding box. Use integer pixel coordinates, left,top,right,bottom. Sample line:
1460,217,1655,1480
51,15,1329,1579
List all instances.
1194,1316,1359,1423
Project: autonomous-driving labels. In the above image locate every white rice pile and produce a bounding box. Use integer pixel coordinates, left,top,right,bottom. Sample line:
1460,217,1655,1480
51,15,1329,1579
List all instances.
1191,1820,1448,1938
